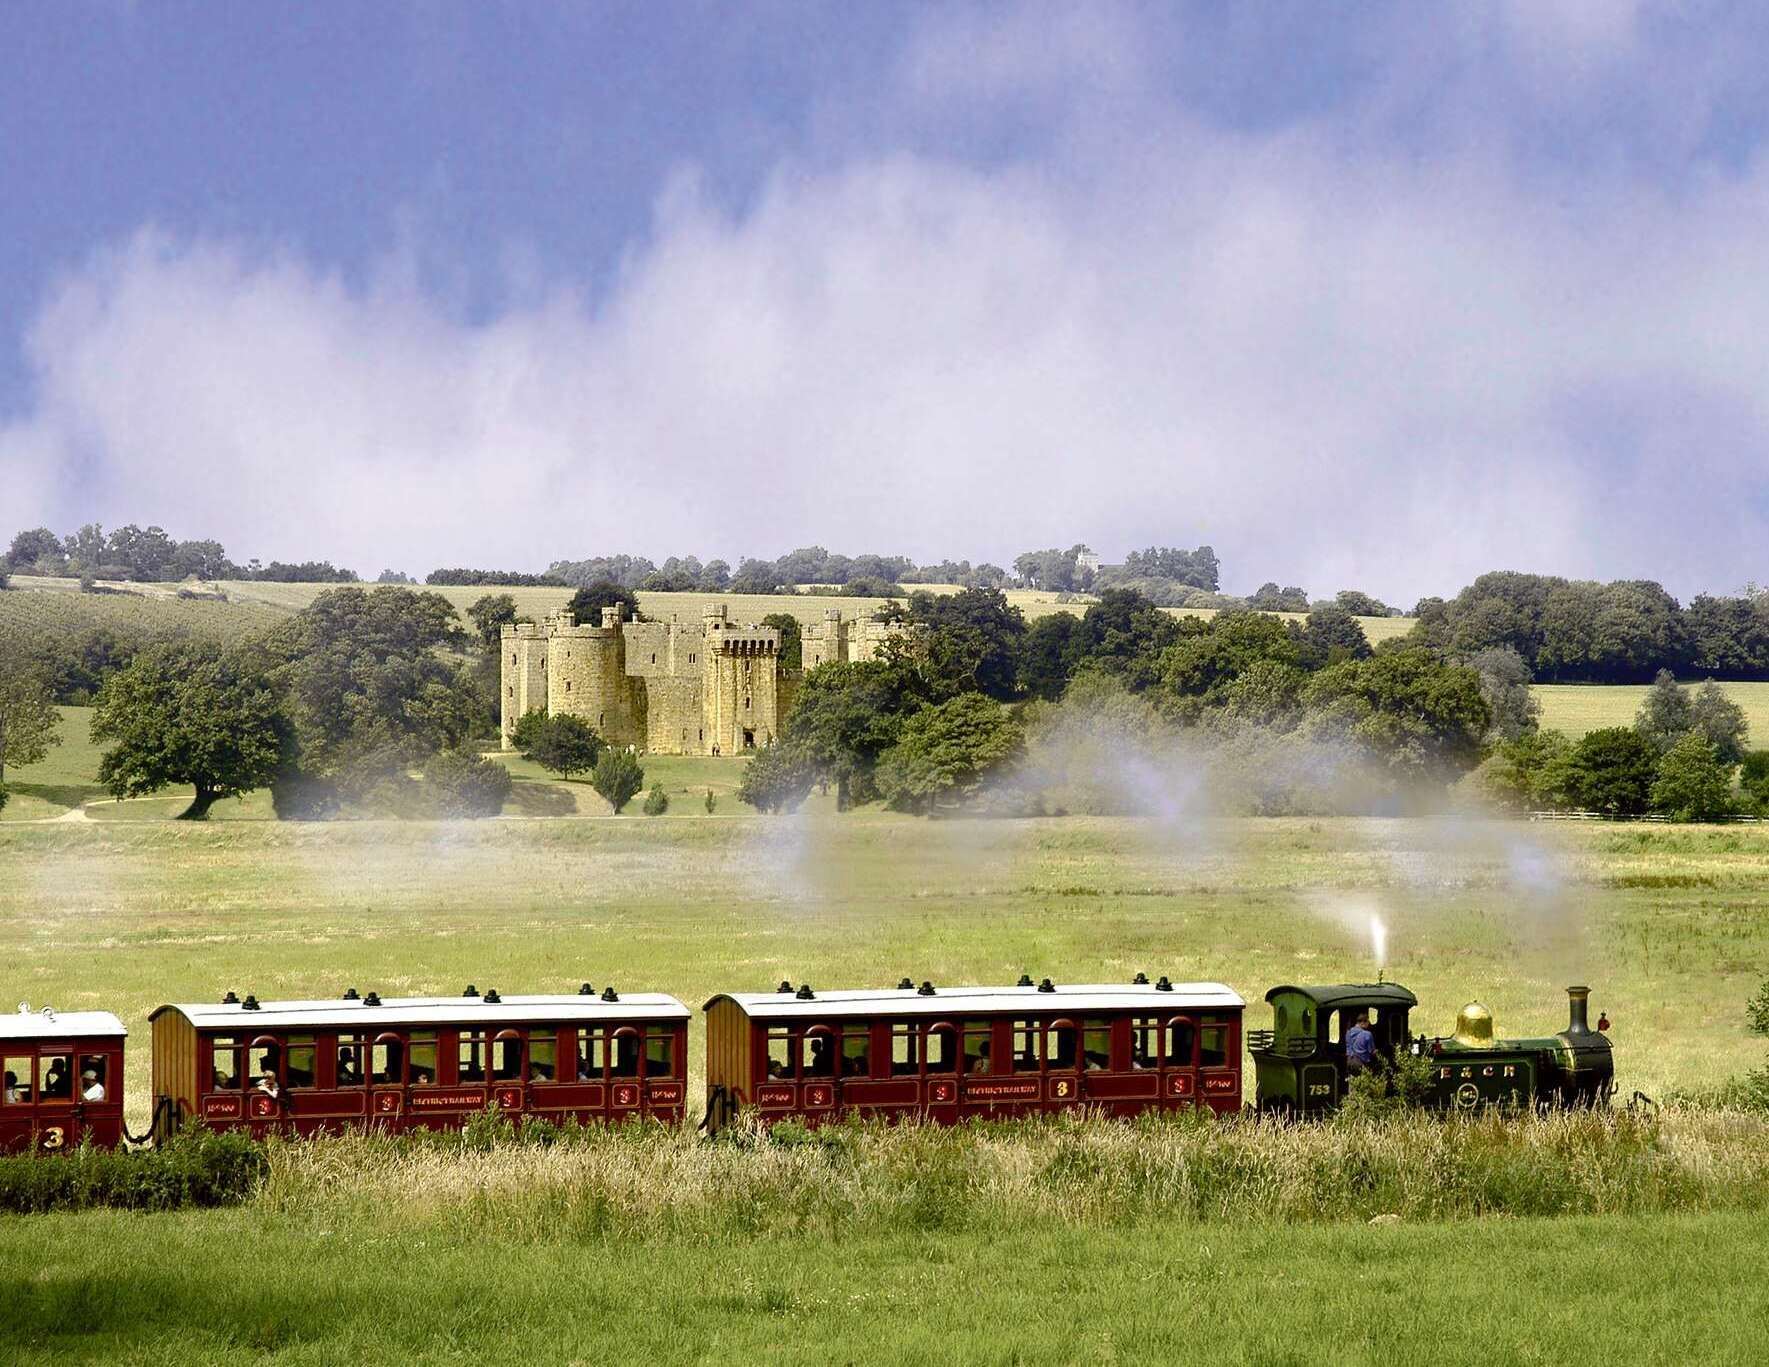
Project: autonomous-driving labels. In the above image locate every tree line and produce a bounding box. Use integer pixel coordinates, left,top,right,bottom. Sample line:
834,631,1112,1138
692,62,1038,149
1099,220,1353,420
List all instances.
4,524,357,585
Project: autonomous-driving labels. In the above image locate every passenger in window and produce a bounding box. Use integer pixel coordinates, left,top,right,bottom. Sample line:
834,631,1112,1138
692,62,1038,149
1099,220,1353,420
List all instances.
255,1073,282,1103
806,1036,835,1077
412,1067,435,1086
611,1036,640,1078
42,1059,70,1099
337,1053,362,1087
3,1071,19,1103
80,1068,105,1102
969,1040,991,1075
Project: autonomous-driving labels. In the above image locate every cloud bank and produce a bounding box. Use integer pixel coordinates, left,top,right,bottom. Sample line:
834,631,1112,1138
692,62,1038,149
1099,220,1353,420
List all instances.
4,6,1768,599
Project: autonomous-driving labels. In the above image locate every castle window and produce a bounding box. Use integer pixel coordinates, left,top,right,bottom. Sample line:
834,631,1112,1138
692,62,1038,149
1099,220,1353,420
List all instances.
689,654,696,664
698,728,703,742
565,681,571,692
507,687,513,697
511,653,516,665
599,713,605,727
651,653,656,664
744,696,751,710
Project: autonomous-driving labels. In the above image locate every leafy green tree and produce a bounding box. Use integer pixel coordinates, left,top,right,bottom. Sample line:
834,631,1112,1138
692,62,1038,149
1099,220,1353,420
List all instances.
643,783,669,816
0,782,8,813
1017,612,1087,701
0,659,61,782
736,742,818,813
566,580,640,625
1466,729,1573,811
1219,659,1308,729
1298,604,1371,666
775,661,917,806
760,613,803,670
591,749,645,813
1160,610,1300,716
92,645,292,819
1074,589,1183,690
876,694,1025,814
467,593,518,648
527,714,602,780
420,750,512,818
904,588,1027,701
1650,732,1735,822
6,526,65,573
1299,649,1490,781
1740,750,1769,813
1635,669,1693,754
1558,727,1658,816
1247,583,1309,612
1690,680,1749,766
1467,645,1540,744
509,709,551,754
1334,590,1392,617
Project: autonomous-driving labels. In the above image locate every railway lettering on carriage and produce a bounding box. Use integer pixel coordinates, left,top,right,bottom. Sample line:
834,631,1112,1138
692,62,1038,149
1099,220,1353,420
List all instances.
409,1091,487,1111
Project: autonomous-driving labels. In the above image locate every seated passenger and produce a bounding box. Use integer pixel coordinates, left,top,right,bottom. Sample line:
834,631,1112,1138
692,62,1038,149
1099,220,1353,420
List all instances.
529,1062,553,1082
255,1073,282,1102
42,1061,69,1098
411,1067,434,1086
842,1050,866,1077
970,1041,991,1075
1345,1012,1376,1075
337,1057,361,1087
766,1058,787,1080
806,1038,834,1078
3,1070,19,1103
81,1068,105,1102
577,1054,597,1081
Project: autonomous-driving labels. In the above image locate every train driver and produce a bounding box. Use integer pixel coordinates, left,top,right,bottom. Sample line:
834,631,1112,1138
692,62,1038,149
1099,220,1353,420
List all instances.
1345,1012,1376,1075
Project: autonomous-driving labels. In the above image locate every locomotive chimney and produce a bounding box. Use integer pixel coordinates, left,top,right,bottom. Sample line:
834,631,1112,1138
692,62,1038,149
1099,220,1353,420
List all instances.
1566,985,1592,1036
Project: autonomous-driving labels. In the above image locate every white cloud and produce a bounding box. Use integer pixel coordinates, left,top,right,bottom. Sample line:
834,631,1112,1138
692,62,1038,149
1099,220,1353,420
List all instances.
4,12,1769,600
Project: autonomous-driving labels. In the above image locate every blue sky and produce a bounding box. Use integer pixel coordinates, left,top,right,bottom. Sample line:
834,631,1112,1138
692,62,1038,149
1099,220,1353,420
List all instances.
4,2,1768,597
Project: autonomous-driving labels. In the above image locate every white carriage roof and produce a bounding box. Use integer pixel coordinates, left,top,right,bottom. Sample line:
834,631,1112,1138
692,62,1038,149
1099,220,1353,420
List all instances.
1,1008,127,1040
152,992,689,1031
705,982,1244,1020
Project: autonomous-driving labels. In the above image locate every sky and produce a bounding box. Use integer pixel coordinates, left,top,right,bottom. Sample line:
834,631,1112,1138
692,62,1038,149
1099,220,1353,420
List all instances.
4,2,1769,600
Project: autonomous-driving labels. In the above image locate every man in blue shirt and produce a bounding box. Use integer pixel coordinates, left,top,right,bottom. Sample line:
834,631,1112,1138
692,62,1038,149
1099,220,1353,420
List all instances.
1345,1013,1377,1074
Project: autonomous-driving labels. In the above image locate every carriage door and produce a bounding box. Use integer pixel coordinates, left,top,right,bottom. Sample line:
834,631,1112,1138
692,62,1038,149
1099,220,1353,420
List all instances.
923,1024,958,1122
609,1027,643,1113
370,1033,406,1128
491,1030,527,1114
1163,1016,1198,1106
798,1026,837,1115
0,1051,31,1153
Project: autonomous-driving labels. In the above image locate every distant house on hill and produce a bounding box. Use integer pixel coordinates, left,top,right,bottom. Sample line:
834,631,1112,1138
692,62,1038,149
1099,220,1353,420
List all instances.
1075,547,1102,575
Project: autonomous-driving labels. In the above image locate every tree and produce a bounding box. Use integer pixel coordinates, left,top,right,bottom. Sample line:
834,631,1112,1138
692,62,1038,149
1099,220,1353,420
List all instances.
420,750,512,818
876,694,1025,814
1467,645,1540,744
1017,612,1087,701
905,588,1027,701
761,613,803,670
643,783,670,816
1635,669,1693,754
0,661,63,782
1299,649,1490,782
92,645,292,819
1558,727,1658,816
1690,680,1749,766
1740,750,1769,813
736,742,818,813
1160,611,1300,714
1334,590,1393,617
591,749,644,813
467,594,518,648
1650,733,1734,822
775,661,917,806
527,714,602,780
509,709,551,754
1248,583,1309,612
567,580,640,625
1298,605,1371,666
6,526,65,572
1466,729,1572,811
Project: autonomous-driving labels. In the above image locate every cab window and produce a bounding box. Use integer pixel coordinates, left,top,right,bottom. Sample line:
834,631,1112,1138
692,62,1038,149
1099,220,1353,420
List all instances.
372,1038,404,1085
248,1042,281,1090
1012,1021,1039,1073
924,1026,955,1074
577,1029,607,1080
611,1032,640,1078
1130,1018,1159,1069
840,1028,869,1078
407,1032,438,1086
801,1031,835,1078
491,1035,523,1082
1167,1020,1195,1068
1045,1024,1077,1071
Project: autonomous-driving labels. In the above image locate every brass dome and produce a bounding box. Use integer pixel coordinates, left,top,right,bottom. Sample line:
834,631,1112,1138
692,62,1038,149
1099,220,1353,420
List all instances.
1453,1001,1495,1048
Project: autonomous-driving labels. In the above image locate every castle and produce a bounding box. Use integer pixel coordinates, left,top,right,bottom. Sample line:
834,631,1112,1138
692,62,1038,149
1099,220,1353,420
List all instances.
501,604,899,756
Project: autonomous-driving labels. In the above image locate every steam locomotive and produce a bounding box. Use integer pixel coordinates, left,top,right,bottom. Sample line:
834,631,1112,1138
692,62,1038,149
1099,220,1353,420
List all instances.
0,977,1614,1152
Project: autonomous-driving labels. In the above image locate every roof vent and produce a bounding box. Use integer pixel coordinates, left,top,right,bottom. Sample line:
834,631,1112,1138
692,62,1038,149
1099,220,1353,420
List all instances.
1017,973,1034,987
363,991,382,1007
342,987,360,1000
777,980,794,994
483,989,502,1004
578,982,595,996
897,977,914,990
1133,972,1149,985
242,994,261,1011
462,984,480,997
796,984,816,1000
1037,978,1056,994
1155,976,1173,992
222,990,240,1005
601,986,620,1002
918,981,936,996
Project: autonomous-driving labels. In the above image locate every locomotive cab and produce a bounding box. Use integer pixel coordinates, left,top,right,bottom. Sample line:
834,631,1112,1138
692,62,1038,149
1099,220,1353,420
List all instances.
1249,983,1418,1115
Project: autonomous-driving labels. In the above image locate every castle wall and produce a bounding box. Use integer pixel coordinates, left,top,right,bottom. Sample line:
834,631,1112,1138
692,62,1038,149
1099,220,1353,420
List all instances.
500,623,550,747
801,609,901,668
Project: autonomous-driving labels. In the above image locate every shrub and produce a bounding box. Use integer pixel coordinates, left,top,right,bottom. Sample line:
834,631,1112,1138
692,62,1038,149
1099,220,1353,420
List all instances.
420,750,513,818
527,714,602,780
0,782,7,814
642,783,669,816
591,749,644,813
0,1129,264,1214
1650,733,1735,822
269,768,341,821
704,787,716,815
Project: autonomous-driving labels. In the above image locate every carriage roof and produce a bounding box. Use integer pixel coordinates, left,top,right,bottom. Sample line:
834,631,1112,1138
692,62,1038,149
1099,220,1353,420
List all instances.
1262,983,1418,1010
150,993,690,1031
705,982,1244,1021
1,1008,127,1041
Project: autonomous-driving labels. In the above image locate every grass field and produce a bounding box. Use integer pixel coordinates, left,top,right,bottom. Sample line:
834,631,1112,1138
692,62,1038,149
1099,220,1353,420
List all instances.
1537,680,1769,744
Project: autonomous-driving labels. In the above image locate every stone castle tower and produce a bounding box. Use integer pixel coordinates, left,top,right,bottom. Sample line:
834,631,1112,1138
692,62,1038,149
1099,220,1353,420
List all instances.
501,602,820,757
799,607,898,668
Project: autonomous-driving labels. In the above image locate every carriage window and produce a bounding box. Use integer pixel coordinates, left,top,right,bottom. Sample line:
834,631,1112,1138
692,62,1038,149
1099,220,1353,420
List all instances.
924,1027,954,1074
37,1054,73,1101
645,1033,675,1079
1012,1021,1039,1073
840,1028,870,1078
458,1031,487,1081
336,1037,365,1088
891,1025,918,1076
1046,1025,1077,1071
1130,1018,1159,1069
2,1056,30,1103
611,1033,641,1078
284,1035,317,1090
249,1042,282,1090
76,1055,108,1101
408,1033,438,1086
372,1039,404,1085
491,1036,523,1082
765,1029,792,1080
577,1029,607,1080
963,1020,992,1075
211,1037,242,1090
1082,1020,1111,1072
801,1032,835,1078
1167,1020,1195,1068
1200,1025,1228,1069
530,1036,557,1082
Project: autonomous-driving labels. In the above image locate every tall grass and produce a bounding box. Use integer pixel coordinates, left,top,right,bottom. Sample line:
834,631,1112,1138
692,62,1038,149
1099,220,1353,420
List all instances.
249,1106,1769,1240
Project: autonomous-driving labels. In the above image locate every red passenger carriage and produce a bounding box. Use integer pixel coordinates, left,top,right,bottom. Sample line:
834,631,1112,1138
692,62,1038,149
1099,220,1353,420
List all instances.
149,986,689,1139
0,1006,126,1153
702,976,1245,1132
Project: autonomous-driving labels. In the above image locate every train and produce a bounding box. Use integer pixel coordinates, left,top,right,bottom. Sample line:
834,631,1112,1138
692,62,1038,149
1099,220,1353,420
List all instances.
0,975,1614,1153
